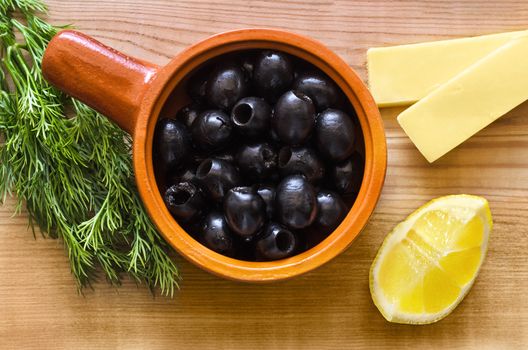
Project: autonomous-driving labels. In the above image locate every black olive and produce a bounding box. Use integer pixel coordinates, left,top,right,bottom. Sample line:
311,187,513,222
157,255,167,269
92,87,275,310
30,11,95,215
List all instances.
199,211,236,256
272,90,316,145
278,146,325,183
315,190,348,233
240,53,256,80
164,182,206,223
168,164,197,184
205,62,249,110
276,175,317,229
292,70,343,111
231,97,271,137
191,146,236,166
255,222,297,260
191,110,233,150
315,109,356,162
196,158,240,202
187,66,210,103
154,119,191,171
253,50,294,102
189,152,208,167
223,186,266,240
177,103,205,128
213,149,236,163
236,143,277,181
331,153,364,194
269,125,281,144
256,185,276,219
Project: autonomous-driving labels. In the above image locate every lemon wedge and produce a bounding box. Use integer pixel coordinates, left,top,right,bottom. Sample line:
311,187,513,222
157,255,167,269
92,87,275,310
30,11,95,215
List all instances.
370,195,492,324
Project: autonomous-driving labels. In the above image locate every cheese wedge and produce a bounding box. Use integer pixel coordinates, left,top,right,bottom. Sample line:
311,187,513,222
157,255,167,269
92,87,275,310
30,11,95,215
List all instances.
397,35,528,163
368,30,528,107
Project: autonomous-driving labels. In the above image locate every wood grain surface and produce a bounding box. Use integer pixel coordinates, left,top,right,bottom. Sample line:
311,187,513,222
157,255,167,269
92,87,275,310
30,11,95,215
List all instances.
1,1,527,349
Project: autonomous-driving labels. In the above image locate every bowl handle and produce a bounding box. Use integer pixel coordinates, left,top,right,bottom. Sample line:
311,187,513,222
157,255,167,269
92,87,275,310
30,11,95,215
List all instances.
42,30,159,134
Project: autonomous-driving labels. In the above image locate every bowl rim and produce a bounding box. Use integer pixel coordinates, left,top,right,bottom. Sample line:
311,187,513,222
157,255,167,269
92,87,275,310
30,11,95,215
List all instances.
133,28,387,282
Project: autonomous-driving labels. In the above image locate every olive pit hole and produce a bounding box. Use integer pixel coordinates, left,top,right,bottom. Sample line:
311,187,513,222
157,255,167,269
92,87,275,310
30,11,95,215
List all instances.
232,103,253,125
276,231,293,252
171,189,191,205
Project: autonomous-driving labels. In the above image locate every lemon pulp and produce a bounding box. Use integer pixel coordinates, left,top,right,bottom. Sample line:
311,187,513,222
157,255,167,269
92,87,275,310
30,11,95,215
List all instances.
370,195,492,324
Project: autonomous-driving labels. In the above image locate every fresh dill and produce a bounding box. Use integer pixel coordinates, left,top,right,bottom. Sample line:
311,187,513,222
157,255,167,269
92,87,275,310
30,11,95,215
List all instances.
0,0,180,296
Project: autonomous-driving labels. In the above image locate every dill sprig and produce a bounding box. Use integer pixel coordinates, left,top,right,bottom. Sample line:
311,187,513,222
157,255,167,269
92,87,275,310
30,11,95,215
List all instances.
0,0,180,296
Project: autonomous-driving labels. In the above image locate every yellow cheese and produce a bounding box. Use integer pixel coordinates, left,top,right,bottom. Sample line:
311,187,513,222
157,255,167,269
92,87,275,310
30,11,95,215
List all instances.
397,35,528,163
367,30,528,107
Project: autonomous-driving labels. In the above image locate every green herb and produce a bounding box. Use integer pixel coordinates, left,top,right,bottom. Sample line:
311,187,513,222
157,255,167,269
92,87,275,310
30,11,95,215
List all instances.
0,0,180,295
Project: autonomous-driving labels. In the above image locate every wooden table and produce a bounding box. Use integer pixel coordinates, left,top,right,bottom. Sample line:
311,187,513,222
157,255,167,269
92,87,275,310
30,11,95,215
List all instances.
1,1,527,348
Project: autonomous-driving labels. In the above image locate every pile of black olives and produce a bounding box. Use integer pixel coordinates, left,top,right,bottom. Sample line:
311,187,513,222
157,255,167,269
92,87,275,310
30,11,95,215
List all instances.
154,50,364,261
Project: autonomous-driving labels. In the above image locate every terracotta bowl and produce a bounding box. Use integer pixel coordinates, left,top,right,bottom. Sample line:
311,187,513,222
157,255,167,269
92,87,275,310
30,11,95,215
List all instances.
42,28,387,282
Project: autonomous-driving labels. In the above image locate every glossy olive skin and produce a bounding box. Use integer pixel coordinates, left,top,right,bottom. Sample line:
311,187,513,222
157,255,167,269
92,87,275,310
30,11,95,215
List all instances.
253,50,294,101
223,187,266,240
278,146,325,183
331,153,364,194
205,62,249,110
191,110,233,150
177,103,205,128
200,211,236,256
272,90,316,145
256,185,276,219
292,71,342,111
196,158,240,202
231,97,272,137
315,109,356,162
236,143,277,181
315,190,348,233
154,119,191,171
164,182,206,223
255,222,297,260
276,175,318,229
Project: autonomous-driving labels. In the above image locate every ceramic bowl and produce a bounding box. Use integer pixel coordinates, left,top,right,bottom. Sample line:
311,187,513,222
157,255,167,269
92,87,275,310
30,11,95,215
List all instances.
42,28,387,282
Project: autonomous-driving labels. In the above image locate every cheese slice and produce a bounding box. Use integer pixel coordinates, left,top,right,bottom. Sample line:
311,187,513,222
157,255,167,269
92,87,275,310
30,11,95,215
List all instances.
397,35,528,163
368,30,528,107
